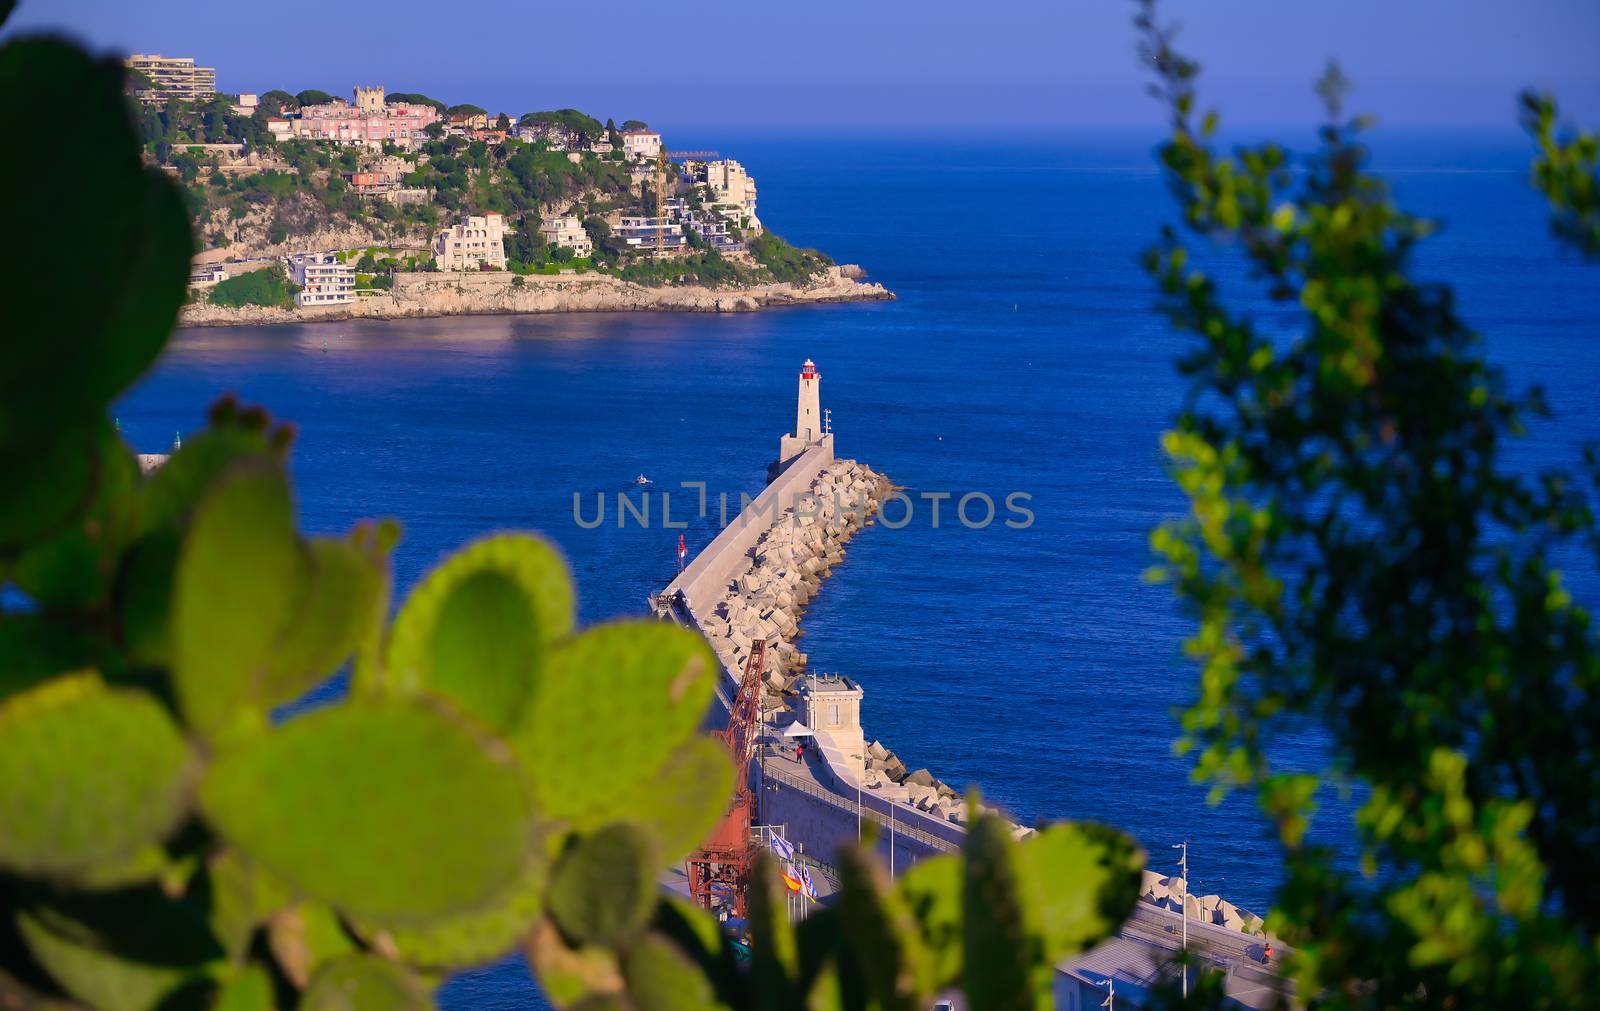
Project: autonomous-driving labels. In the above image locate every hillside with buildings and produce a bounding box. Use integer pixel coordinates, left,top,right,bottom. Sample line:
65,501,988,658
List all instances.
126,58,883,317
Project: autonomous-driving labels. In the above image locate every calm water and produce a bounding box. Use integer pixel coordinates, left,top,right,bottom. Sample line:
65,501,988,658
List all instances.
120,128,1600,1007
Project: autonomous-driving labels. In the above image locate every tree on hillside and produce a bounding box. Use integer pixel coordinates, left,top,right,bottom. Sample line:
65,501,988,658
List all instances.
295,89,336,106
386,91,446,110
495,112,510,131
256,89,297,117
447,103,487,117
424,121,445,140
621,119,648,131
1135,2,1600,1007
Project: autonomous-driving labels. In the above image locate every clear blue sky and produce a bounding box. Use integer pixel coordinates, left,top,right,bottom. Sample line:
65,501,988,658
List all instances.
9,0,1598,129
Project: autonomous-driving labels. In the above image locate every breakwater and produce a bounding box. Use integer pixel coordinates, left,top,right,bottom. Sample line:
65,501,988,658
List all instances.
657,458,1277,951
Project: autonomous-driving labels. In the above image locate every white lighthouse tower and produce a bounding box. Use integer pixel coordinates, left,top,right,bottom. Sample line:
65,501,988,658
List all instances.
795,359,821,442
776,358,832,475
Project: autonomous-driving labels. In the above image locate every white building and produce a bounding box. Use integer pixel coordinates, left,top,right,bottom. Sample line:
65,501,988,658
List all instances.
434,212,508,271
538,215,593,258
232,93,258,116
125,54,216,103
188,265,229,288
621,129,662,160
287,252,356,306
704,159,761,232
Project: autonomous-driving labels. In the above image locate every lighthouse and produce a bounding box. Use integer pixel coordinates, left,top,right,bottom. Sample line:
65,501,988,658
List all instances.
775,358,833,477
795,359,821,442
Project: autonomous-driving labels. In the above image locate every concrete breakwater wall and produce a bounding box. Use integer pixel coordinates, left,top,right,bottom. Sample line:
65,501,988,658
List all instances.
693,457,894,694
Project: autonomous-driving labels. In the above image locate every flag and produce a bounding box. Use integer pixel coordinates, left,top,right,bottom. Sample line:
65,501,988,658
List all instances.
770,834,795,862
798,864,817,901
781,865,803,893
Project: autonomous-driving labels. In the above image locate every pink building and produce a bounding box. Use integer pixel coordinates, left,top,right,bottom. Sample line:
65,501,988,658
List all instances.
282,87,440,148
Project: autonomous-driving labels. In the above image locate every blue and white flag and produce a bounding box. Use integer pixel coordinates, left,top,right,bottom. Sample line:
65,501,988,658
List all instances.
798,864,817,901
770,834,795,862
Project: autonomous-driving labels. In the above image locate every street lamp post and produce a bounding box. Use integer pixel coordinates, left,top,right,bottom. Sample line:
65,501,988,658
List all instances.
1173,840,1188,999
1099,977,1115,1010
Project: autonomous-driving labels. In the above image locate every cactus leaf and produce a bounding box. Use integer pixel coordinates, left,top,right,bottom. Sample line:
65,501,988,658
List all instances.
362,846,548,971
747,853,800,1006
622,932,733,1011
0,673,190,878
209,849,294,962
1018,822,1144,962
547,824,657,948
962,812,1046,1010
256,534,387,708
514,621,715,825
202,697,534,924
213,964,274,1011
14,887,224,1011
268,903,357,990
136,424,275,537
12,425,138,610
0,613,121,703
896,854,963,989
300,953,431,1011
16,909,192,1011
618,735,733,865
172,461,310,736
836,842,934,1011
380,533,573,731
527,917,625,1009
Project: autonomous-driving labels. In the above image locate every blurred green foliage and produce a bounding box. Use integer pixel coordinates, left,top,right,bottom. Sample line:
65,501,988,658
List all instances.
1137,1,1600,1006
0,16,1142,1010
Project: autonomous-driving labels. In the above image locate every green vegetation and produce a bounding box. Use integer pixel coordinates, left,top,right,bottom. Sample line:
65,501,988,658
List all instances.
386,92,446,111
295,89,335,106
748,231,833,283
519,108,604,142
206,264,298,307
1136,1,1600,1006
617,248,747,286
621,119,648,130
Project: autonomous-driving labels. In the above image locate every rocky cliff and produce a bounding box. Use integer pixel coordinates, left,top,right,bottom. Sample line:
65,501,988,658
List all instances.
179,268,893,327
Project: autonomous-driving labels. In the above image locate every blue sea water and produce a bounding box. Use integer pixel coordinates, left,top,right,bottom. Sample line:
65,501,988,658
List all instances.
119,128,1600,1008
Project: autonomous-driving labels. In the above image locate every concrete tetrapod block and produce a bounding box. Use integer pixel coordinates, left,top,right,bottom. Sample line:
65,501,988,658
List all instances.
904,768,936,788
868,740,890,762
1218,901,1246,932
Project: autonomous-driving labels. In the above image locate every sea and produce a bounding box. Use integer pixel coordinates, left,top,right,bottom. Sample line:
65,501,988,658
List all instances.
119,127,1600,1007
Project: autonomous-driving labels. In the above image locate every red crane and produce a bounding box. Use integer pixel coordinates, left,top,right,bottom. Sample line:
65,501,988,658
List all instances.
686,638,766,917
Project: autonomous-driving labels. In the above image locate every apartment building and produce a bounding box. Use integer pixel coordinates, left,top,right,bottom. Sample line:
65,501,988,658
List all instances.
704,159,761,232
434,213,508,271
617,215,686,254
287,252,356,306
538,215,594,258
125,54,216,103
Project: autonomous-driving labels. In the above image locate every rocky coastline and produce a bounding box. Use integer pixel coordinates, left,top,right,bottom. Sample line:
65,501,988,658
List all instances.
178,266,893,328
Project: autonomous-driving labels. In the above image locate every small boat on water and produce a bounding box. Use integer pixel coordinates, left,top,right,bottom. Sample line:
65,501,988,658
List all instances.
634,474,652,486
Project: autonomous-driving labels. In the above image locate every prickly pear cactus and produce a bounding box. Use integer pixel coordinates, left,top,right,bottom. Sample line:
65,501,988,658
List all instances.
0,16,1145,1009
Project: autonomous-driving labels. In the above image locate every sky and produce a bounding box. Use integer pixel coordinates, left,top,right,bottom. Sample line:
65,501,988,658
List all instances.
8,0,1599,130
